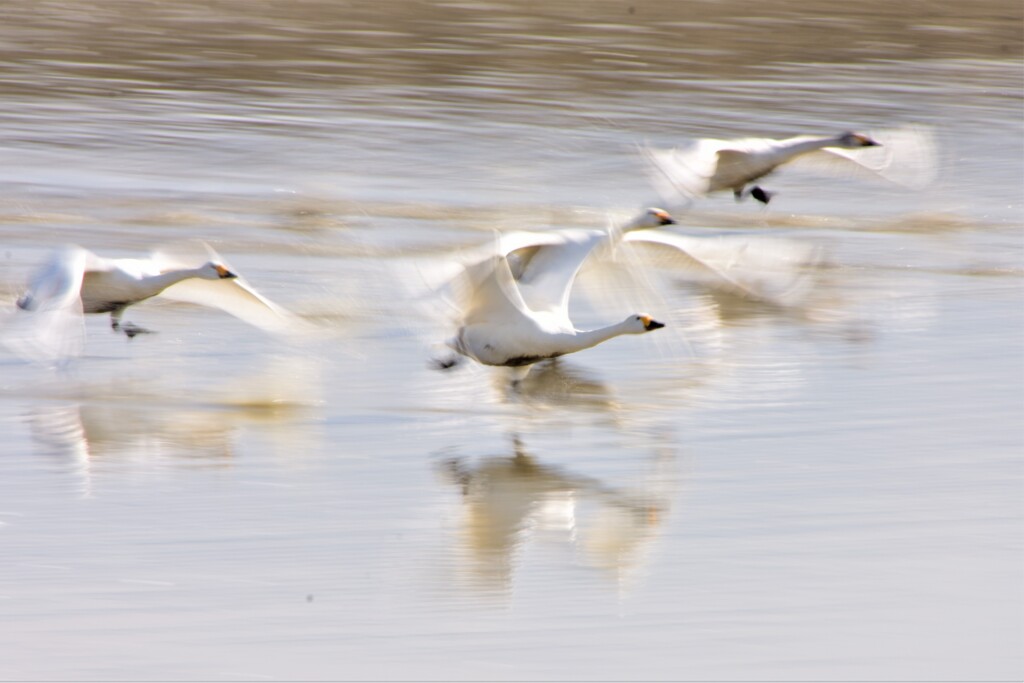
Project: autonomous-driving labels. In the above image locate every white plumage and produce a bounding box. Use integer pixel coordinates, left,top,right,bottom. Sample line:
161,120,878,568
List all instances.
3,242,297,363
441,217,667,383
645,126,937,206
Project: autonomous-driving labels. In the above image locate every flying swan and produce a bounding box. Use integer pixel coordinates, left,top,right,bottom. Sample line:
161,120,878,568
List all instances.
644,126,937,206
438,227,667,385
3,242,297,362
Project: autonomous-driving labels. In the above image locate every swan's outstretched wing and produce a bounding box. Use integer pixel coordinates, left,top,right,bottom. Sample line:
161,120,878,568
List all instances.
1,245,92,362
407,230,567,300
420,229,596,322
498,229,609,323
17,245,97,312
621,229,762,298
621,229,821,305
494,230,572,281
151,242,299,335
642,141,719,204
158,276,297,334
454,247,534,327
787,125,939,189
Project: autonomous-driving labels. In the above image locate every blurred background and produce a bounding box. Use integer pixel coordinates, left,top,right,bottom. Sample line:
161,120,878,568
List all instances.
0,1,1021,680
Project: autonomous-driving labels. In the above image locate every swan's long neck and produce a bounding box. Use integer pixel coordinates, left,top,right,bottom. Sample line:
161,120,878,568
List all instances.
620,215,650,234
557,319,634,354
619,213,666,234
145,267,208,296
777,135,844,161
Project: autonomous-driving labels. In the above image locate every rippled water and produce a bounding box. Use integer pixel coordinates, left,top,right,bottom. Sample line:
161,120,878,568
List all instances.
1,1,1022,680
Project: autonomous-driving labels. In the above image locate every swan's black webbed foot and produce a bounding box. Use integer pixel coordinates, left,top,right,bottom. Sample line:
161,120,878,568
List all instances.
120,322,154,339
111,316,153,339
750,186,774,205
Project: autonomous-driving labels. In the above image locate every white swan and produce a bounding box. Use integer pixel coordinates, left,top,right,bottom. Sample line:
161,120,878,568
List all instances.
3,242,295,362
414,207,818,379
645,126,937,205
440,229,666,384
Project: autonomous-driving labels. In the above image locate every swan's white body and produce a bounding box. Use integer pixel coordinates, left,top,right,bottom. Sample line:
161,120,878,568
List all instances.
444,222,665,381
4,242,295,362
645,127,936,204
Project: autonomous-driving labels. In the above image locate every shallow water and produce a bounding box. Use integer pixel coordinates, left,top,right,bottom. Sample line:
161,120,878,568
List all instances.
1,1,1022,680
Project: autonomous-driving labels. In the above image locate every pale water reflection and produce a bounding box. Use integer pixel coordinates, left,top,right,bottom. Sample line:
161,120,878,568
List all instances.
16,355,323,500
0,0,1021,680
436,432,678,593
512,359,617,411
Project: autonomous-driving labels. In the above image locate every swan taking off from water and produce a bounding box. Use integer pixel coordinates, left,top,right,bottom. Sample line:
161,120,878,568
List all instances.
644,126,937,206
3,242,296,362
439,229,666,385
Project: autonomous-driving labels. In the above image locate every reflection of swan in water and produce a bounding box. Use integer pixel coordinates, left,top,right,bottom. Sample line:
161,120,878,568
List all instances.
27,398,313,498
30,401,235,462
436,434,677,591
22,356,321,496
500,357,617,411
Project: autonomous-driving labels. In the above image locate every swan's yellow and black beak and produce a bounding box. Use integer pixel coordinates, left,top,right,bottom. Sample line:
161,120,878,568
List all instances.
857,134,881,147
215,264,238,279
640,315,666,331
652,208,676,226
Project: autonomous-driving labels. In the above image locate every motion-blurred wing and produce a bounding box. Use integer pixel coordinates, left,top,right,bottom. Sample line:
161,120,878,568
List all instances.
1,245,90,362
424,229,591,324
410,230,565,298
642,141,718,204
622,229,821,306
152,242,299,335
494,230,571,281
787,125,939,189
507,229,610,322
159,277,297,334
454,240,533,328
19,245,91,313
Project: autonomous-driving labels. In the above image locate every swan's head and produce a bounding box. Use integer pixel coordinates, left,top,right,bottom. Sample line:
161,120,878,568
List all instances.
837,131,880,148
626,314,666,334
647,208,676,226
199,261,238,280
627,208,677,231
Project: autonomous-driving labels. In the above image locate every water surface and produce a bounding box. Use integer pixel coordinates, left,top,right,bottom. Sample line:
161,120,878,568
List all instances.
0,1,1021,680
